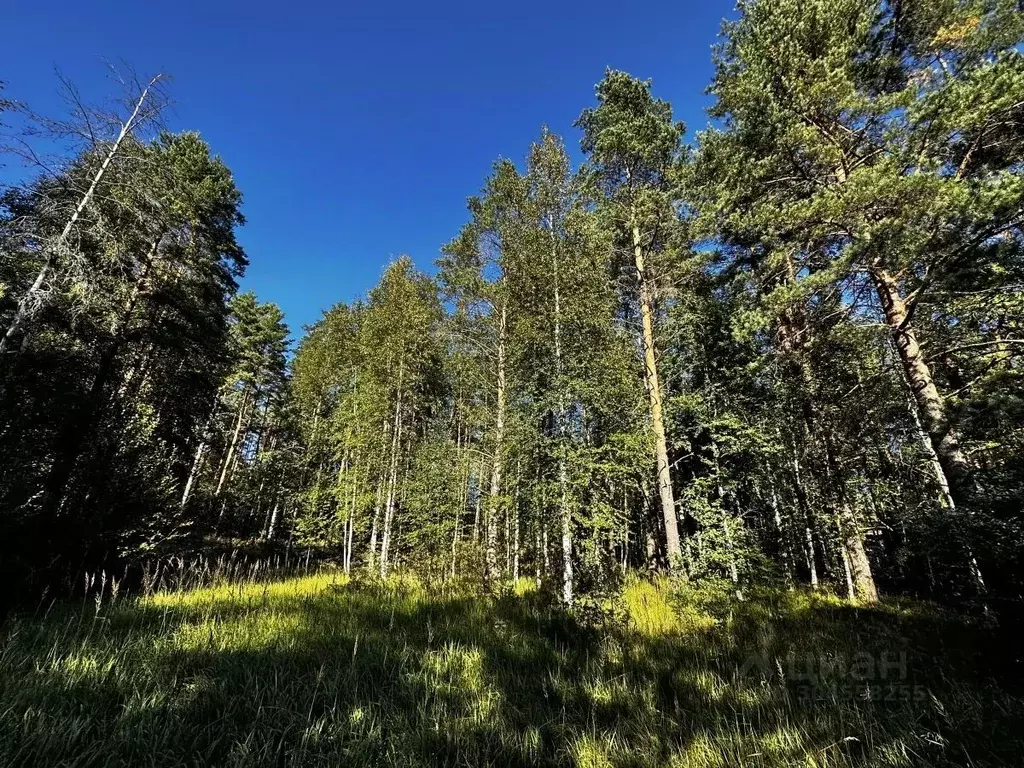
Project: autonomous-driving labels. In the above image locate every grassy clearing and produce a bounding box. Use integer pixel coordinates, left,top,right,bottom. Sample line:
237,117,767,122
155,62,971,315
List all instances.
1,572,1021,767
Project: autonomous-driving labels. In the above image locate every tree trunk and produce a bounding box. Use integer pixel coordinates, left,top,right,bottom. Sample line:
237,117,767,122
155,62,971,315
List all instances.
722,516,743,601
368,470,384,572
821,433,879,604
345,504,356,574
642,488,658,570
789,446,820,589
804,521,819,589
181,438,207,510
450,424,468,581
899,353,987,593
904,381,957,512
379,360,404,579
512,459,521,583
560,484,574,603
472,455,483,544
840,532,856,600
769,482,794,589
838,502,878,603
346,461,362,574
485,303,507,585
872,267,973,495
215,393,249,497
266,502,280,539
632,225,679,564
543,526,550,576
550,221,572,602
621,486,630,572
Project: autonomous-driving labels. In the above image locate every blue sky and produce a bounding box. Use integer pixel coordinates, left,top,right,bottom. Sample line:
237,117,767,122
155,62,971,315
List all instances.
2,0,734,339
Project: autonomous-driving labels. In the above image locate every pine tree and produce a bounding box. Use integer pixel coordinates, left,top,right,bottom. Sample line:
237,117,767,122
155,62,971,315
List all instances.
577,71,688,567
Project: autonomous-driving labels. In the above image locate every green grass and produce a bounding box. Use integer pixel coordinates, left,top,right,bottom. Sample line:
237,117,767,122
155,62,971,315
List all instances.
1,571,1021,767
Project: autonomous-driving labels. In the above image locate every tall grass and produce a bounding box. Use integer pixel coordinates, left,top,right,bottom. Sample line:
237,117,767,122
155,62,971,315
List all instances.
0,569,1020,767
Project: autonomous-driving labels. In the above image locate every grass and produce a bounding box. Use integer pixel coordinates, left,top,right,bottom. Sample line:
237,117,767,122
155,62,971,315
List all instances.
1,571,1021,767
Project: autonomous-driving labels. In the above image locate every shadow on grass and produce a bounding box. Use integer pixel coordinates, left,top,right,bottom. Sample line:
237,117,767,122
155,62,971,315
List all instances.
2,579,1023,767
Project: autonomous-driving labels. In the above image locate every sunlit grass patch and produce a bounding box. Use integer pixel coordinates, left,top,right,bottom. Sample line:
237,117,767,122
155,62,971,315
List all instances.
164,610,307,653
570,734,618,768
622,575,717,636
145,570,347,609
513,576,538,596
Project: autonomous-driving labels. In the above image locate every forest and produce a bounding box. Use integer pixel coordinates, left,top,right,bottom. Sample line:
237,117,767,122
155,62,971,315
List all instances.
1,0,1023,766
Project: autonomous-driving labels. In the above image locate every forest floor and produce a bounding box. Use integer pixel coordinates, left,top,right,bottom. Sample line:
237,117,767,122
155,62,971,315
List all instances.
1,571,1022,767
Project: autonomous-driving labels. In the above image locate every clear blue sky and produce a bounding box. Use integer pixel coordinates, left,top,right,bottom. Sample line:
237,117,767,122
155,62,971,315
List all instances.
2,0,734,339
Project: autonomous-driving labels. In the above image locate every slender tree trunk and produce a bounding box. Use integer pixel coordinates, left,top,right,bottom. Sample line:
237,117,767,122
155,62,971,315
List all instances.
512,459,521,583
534,515,542,588
346,502,356,574
341,515,350,571
215,393,249,497
368,471,384,571
722,516,743,600
181,439,207,510
380,456,399,578
621,485,629,572
632,225,679,564
898,354,987,593
904,382,957,512
505,505,511,575
543,527,550,576
451,436,469,581
346,460,361,574
824,437,878,604
642,488,658,569
550,221,573,602
790,449,819,588
266,502,280,539
840,531,856,600
804,522,819,589
1,80,159,357
450,418,465,580
450,514,461,581
379,360,404,578
560,484,573,603
485,303,507,585
472,455,483,544
769,482,794,589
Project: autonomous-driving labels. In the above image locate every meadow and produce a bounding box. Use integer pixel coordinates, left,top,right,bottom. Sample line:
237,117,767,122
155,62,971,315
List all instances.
1,570,1021,767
